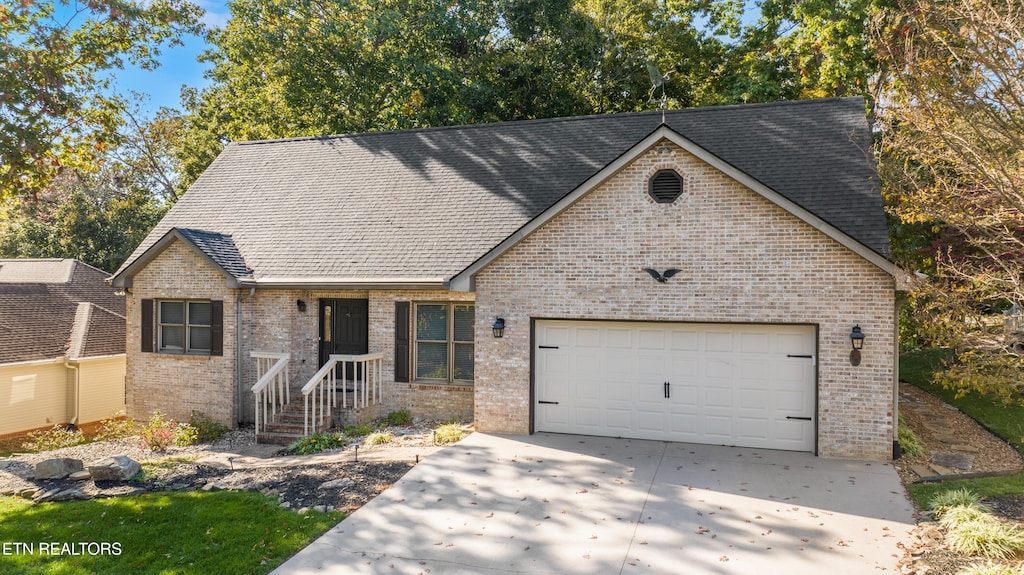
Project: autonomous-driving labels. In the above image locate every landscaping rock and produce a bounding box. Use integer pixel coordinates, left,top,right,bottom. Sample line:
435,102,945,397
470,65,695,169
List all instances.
318,477,354,491
37,488,89,503
87,455,141,481
68,470,91,481
34,458,83,480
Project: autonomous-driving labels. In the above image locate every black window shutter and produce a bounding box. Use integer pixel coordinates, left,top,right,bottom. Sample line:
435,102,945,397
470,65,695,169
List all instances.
141,299,154,352
210,300,224,356
395,301,410,382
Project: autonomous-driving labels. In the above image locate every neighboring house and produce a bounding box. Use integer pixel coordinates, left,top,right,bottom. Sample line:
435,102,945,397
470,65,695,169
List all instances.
0,259,126,437
111,97,897,459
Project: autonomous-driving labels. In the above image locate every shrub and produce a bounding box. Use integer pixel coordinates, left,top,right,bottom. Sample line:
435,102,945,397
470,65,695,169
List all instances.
95,415,137,442
383,409,413,427
940,504,988,531
21,425,86,452
947,516,1024,559
958,561,1024,575
343,424,372,438
897,414,924,457
931,488,988,518
364,431,393,446
432,422,467,445
288,432,346,455
189,411,228,443
139,411,196,451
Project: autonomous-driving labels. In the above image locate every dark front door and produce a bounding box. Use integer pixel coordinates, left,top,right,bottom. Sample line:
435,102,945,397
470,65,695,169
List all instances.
319,299,369,379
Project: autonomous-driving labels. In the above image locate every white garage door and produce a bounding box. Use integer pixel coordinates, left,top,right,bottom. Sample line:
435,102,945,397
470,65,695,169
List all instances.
534,320,816,452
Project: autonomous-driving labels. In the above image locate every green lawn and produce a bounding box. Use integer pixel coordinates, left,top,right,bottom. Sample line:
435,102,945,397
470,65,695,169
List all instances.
0,491,343,575
900,349,1024,507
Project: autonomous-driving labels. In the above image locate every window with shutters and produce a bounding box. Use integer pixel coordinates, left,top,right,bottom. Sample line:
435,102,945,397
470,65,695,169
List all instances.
158,300,213,354
648,169,684,203
414,303,474,384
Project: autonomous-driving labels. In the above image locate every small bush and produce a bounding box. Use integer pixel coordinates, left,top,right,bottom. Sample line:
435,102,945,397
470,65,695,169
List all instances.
940,504,989,531
898,414,925,457
343,424,373,438
189,411,228,443
364,431,393,446
95,415,137,442
21,425,86,452
383,410,413,427
432,422,467,445
931,488,988,518
139,411,196,451
289,432,346,455
947,517,1024,559
958,561,1024,575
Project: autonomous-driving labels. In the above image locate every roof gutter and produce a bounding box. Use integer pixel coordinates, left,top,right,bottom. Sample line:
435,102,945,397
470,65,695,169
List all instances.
248,278,450,290
64,359,80,426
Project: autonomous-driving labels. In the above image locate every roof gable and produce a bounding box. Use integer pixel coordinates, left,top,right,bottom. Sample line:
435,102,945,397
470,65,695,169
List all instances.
450,126,893,290
114,97,890,288
112,228,251,288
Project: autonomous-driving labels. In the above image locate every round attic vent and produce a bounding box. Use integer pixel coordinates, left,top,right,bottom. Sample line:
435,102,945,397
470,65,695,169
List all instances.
648,169,684,203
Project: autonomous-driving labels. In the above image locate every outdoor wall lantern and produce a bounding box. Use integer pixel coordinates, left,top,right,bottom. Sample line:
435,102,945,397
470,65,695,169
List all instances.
849,324,865,366
296,299,307,312
492,317,506,338
850,325,865,350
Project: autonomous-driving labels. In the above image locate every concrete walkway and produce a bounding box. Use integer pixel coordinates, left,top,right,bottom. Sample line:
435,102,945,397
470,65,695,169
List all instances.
196,444,443,470
272,433,915,574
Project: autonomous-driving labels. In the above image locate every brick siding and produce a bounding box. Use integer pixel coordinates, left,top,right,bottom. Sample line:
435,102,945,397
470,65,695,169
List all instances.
472,142,895,459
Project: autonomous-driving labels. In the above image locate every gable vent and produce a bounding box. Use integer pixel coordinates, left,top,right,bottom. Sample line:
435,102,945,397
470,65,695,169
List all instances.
648,169,684,203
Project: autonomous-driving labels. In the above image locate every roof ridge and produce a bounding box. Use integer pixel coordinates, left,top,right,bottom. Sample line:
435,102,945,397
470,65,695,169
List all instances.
234,98,862,148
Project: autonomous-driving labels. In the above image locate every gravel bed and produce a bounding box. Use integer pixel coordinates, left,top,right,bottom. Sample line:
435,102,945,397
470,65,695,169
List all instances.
0,421,452,511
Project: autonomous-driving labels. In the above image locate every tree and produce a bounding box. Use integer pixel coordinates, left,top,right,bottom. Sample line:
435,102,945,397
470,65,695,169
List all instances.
0,100,182,272
874,0,1024,399
0,0,203,198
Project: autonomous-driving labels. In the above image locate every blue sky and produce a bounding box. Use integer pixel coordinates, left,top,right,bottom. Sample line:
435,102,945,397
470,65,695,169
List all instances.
112,0,231,116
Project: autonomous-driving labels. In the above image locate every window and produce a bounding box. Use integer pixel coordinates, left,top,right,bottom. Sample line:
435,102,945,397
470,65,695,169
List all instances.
414,303,474,383
158,300,213,354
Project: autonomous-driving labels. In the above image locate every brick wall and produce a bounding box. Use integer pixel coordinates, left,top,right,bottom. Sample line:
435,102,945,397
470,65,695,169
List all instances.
473,142,895,459
126,241,238,426
239,288,475,424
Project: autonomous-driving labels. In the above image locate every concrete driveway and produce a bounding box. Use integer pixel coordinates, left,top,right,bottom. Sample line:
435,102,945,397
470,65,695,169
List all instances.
272,433,915,574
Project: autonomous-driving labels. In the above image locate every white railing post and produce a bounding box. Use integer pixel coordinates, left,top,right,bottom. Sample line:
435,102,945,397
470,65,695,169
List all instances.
250,351,290,437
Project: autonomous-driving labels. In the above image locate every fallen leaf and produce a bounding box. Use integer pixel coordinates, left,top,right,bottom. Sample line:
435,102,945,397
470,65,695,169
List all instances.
719,556,729,562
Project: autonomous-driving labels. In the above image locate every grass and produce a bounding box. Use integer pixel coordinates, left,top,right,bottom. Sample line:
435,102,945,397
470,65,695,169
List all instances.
0,491,343,575
898,414,925,457
900,348,1024,509
901,349,1024,453
958,561,1024,575
364,431,393,446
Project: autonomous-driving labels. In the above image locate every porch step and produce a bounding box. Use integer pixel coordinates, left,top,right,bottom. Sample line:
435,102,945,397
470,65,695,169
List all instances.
255,398,332,444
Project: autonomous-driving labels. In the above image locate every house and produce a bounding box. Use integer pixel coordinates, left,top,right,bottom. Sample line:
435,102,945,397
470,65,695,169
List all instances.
111,97,896,459
0,259,126,436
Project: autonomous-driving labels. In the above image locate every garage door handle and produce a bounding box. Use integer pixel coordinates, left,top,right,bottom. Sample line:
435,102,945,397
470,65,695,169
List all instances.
538,400,559,405
786,416,812,421
539,345,559,349
787,354,813,358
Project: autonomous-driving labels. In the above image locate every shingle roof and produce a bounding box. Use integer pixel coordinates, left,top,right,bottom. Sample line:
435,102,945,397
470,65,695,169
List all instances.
176,228,251,279
0,260,125,364
114,97,890,284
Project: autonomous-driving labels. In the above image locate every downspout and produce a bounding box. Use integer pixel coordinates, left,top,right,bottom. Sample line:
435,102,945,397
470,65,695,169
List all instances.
236,287,256,425
65,359,80,426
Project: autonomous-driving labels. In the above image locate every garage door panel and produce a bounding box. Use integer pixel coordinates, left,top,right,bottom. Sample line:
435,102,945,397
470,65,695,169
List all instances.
535,321,816,452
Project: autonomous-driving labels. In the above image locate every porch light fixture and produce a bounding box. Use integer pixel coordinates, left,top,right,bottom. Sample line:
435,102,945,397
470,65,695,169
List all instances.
296,299,307,312
492,317,506,338
850,325,865,350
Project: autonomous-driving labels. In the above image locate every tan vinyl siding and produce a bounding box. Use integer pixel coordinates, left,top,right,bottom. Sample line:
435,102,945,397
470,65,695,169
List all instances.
77,356,127,424
0,360,70,436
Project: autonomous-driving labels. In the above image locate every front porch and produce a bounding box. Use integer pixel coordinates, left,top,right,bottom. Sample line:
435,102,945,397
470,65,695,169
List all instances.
251,351,387,444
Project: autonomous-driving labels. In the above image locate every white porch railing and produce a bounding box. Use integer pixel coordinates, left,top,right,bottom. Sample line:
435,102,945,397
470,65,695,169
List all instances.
251,351,290,435
301,353,384,436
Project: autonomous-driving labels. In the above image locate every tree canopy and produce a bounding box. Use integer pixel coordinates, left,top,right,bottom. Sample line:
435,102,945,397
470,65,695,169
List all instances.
0,0,202,198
